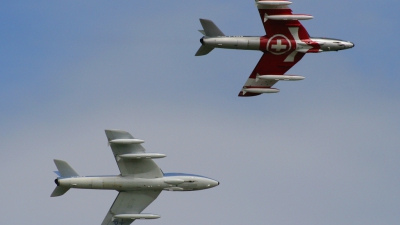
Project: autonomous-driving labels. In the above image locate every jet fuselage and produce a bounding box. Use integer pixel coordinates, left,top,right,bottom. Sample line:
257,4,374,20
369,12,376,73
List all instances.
55,173,219,192
195,1,355,96
201,36,354,53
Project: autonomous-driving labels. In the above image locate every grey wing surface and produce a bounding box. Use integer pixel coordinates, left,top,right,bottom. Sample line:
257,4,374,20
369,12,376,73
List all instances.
105,130,163,178
101,190,162,225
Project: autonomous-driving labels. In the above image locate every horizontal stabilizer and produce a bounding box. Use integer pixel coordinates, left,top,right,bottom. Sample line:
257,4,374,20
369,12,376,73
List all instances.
199,19,225,37
54,159,79,177
51,186,70,197
53,171,61,177
198,30,206,35
195,45,214,56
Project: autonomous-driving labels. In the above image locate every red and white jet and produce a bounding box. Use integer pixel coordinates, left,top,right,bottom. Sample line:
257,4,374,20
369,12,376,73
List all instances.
196,0,354,97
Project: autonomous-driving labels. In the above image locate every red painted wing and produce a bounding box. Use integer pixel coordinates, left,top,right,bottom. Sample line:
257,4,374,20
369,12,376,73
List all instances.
258,6,310,40
238,3,312,96
238,50,305,97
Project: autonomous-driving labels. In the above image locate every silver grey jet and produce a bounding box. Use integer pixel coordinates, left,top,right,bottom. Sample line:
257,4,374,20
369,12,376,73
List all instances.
51,129,219,225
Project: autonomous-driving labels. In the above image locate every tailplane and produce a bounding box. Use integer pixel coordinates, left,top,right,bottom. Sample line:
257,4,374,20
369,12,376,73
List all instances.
53,159,79,177
196,18,223,56
199,19,225,37
51,159,78,197
195,45,214,56
51,186,70,197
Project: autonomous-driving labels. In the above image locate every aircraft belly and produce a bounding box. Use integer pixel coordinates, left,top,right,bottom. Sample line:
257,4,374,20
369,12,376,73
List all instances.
217,38,238,49
248,39,260,50
67,178,93,189
102,177,116,189
203,37,260,50
237,39,248,49
217,38,260,50
91,178,104,189
101,177,168,191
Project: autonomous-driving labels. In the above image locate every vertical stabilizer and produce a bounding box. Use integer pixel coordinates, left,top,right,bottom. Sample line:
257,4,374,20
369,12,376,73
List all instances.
53,159,79,177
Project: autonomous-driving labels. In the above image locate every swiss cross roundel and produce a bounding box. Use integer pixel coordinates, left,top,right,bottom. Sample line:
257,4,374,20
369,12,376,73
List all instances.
267,34,291,55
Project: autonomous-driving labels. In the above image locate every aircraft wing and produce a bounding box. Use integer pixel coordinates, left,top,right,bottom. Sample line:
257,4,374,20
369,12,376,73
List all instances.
105,130,163,178
238,50,305,96
256,1,310,39
101,190,162,225
239,1,313,96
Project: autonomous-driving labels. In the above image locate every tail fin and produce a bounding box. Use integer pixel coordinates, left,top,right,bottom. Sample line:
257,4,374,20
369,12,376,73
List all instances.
199,19,225,37
51,159,76,197
51,186,70,197
195,45,214,56
53,159,79,177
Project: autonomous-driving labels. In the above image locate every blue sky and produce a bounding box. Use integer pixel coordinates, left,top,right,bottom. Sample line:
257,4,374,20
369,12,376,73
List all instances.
1,1,399,225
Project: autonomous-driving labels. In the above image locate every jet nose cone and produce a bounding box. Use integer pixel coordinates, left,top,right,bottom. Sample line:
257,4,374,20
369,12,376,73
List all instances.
211,180,219,187
346,42,355,49
205,178,219,188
